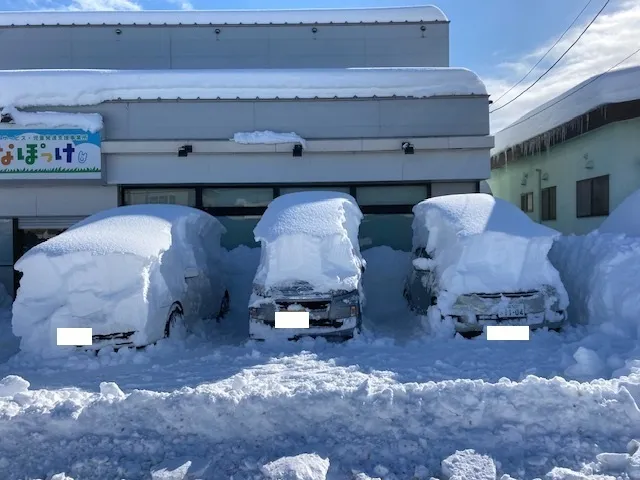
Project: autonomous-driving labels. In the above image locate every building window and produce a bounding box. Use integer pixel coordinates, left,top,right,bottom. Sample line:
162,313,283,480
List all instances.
123,188,196,207
202,188,273,208
356,185,427,206
520,192,534,213
279,186,351,196
541,186,557,221
577,175,609,217
430,182,477,197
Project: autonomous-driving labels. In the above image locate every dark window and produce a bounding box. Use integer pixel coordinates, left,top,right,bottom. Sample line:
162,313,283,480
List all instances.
520,192,534,212
541,186,557,221
576,175,609,217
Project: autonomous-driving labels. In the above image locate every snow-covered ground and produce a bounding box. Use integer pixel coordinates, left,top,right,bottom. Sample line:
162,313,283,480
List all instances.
1,244,639,479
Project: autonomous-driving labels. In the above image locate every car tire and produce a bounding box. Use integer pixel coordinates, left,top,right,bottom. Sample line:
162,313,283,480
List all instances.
164,303,185,338
217,290,230,319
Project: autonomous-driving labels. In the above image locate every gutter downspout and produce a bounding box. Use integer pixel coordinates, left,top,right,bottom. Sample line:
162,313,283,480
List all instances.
535,168,542,223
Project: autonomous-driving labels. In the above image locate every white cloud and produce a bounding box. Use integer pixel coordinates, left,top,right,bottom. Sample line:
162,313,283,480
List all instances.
487,0,640,134
63,0,142,10
167,0,193,10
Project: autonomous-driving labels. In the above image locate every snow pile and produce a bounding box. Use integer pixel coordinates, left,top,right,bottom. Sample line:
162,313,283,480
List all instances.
0,106,102,133
493,66,640,154
412,193,568,309
0,5,448,26
598,188,640,237
253,191,364,294
0,370,639,479
261,454,330,480
550,231,640,338
12,205,226,355
232,131,307,149
441,449,496,480
0,68,487,108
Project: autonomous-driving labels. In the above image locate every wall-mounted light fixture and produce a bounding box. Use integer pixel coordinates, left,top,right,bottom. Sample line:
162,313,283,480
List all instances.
178,145,193,157
115,28,122,35
293,144,303,157
312,27,318,34
402,142,414,155
521,172,528,186
541,172,549,181
0,113,13,123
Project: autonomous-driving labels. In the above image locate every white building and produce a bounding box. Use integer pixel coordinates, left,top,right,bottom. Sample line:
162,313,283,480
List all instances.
490,66,640,235
0,5,492,296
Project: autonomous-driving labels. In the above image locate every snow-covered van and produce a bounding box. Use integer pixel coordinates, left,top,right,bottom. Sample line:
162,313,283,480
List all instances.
404,193,568,337
12,205,230,354
249,191,366,341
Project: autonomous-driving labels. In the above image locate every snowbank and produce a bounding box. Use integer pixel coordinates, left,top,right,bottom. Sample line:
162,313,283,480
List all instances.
0,106,102,133
493,66,640,154
412,194,568,308
0,371,638,479
550,232,640,338
0,5,448,26
598,188,640,237
253,191,364,293
12,205,226,354
0,68,487,108
232,131,307,149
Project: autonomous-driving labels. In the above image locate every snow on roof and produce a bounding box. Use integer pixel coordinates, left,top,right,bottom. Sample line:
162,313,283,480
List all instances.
1,106,103,133
254,191,362,243
492,66,640,155
0,6,448,27
598,188,640,237
0,68,486,108
232,131,307,149
18,204,223,263
412,193,558,245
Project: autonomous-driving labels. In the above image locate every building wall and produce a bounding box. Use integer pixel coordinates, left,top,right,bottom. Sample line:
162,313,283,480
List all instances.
489,118,640,234
0,185,119,217
37,97,489,141
0,23,449,69
107,148,490,185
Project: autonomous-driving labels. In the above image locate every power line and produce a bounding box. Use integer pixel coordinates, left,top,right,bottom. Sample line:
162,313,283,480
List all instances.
496,47,640,134
490,0,610,114
491,0,593,107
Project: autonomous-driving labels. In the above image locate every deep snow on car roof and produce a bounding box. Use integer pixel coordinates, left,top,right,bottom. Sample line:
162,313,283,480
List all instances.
412,193,558,246
254,191,363,243
19,204,224,261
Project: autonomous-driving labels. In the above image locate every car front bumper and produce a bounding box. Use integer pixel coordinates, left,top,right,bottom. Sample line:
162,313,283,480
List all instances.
450,310,567,333
249,315,359,341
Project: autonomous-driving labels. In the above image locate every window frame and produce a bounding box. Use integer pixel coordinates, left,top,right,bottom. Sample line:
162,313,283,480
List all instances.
541,186,557,221
576,175,610,218
520,192,534,213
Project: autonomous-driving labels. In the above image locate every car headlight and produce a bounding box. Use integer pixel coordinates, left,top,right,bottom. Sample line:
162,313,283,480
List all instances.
249,304,275,322
330,292,360,319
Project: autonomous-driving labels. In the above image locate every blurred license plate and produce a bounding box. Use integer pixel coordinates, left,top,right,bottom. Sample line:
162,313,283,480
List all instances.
498,304,526,318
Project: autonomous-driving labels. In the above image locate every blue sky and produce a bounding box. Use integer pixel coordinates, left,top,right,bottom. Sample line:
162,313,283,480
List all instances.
2,0,639,131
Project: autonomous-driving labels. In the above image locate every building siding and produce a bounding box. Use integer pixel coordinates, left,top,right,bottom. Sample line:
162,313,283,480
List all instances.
0,23,449,70
489,117,640,234
27,97,489,141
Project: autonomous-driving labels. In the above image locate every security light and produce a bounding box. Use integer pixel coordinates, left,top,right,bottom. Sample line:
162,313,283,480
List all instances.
402,142,414,154
0,113,12,123
293,144,303,157
178,145,193,157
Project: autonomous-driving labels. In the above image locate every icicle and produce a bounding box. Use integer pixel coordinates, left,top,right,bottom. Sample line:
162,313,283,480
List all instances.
586,112,590,131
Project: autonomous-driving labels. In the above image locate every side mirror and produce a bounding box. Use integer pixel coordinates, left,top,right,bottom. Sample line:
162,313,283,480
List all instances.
184,266,199,279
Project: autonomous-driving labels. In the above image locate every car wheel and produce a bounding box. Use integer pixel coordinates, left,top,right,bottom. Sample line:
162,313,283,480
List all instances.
217,290,230,319
164,303,185,338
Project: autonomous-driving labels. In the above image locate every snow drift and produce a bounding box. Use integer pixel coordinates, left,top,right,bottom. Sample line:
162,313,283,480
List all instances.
412,194,569,310
0,106,103,133
0,68,487,108
550,231,640,338
598,188,640,237
12,205,226,355
253,191,364,294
